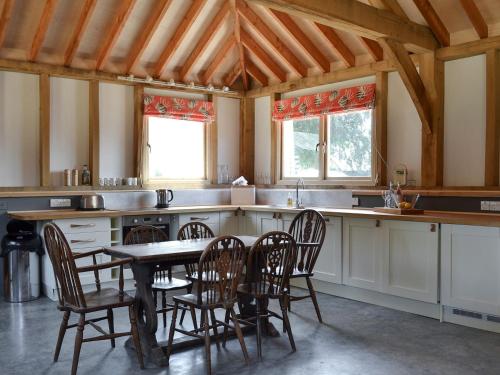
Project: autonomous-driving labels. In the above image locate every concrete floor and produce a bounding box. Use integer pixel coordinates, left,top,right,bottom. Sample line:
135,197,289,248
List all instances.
1,290,500,375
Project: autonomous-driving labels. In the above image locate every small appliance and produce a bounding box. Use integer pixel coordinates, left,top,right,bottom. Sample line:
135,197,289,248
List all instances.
156,189,174,208
79,194,105,210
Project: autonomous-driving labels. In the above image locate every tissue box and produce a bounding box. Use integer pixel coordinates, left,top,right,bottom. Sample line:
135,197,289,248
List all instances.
231,186,255,205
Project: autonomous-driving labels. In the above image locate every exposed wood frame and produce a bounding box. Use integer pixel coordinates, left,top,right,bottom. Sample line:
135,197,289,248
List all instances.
30,0,58,61
179,1,230,81
413,0,450,47
236,0,308,77
315,23,355,67
270,9,330,72
208,94,218,184
39,73,50,187
154,0,205,78
459,0,488,39
368,0,409,20
239,97,255,182
270,93,281,184
125,0,172,74
64,0,97,66
232,1,248,90
437,35,500,61
375,71,388,185
379,38,432,135
89,80,99,185
360,37,384,62
95,0,136,70
240,29,287,82
245,58,268,86
202,35,237,85
0,0,14,48
224,63,242,86
133,85,144,178
485,49,500,186
247,0,438,52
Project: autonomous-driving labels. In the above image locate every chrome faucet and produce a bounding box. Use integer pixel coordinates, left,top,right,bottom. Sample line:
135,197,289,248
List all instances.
295,178,305,208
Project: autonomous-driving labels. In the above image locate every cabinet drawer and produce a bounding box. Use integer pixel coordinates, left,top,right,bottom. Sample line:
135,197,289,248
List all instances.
65,231,111,251
179,212,219,225
53,217,111,234
73,250,111,285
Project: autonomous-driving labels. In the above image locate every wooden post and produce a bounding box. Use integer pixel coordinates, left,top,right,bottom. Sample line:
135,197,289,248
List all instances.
208,94,218,185
133,85,144,179
485,49,500,186
270,93,281,184
419,52,444,187
239,96,255,183
39,73,50,186
375,71,388,186
89,80,99,186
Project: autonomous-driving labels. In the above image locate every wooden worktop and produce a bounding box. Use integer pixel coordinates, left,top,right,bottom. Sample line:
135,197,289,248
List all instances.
7,205,500,228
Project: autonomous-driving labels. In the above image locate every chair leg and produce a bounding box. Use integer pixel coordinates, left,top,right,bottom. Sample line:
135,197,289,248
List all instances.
162,291,167,328
306,276,323,323
281,297,296,352
255,298,263,360
107,308,115,348
230,307,249,365
190,306,198,332
180,284,192,325
222,309,230,348
209,309,221,351
166,301,179,363
279,297,286,333
71,313,85,375
129,305,145,369
202,309,212,375
54,310,70,362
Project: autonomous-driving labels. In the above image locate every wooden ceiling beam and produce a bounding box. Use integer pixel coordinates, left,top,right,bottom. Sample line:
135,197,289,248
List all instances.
360,37,383,61
379,38,432,135
232,1,248,90
0,0,14,48
247,0,438,52
95,0,136,70
236,0,308,77
30,0,58,61
224,62,242,86
270,9,330,72
202,35,237,85
459,0,488,39
368,0,408,20
413,0,450,47
179,1,230,81
125,0,172,74
315,23,355,67
245,58,268,86
64,0,97,66
154,0,205,78
240,28,287,82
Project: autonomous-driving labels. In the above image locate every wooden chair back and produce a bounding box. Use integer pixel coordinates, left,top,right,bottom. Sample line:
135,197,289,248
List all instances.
288,209,326,274
248,231,297,298
43,223,86,308
123,225,169,245
177,222,215,277
196,236,246,307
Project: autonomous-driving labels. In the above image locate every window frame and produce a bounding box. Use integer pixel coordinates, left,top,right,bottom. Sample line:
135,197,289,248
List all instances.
276,109,376,186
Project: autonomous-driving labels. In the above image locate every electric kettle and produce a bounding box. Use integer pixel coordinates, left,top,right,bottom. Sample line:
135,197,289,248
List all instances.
156,189,174,208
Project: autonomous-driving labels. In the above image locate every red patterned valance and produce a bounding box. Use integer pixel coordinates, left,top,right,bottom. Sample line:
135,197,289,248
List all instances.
143,94,214,122
272,83,376,121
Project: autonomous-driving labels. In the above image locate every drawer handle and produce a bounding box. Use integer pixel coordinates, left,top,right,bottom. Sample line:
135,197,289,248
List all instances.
430,224,436,232
278,212,282,219
71,239,96,244
70,223,96,228
375,220,381,227
190,216,209,221
272,213,276,219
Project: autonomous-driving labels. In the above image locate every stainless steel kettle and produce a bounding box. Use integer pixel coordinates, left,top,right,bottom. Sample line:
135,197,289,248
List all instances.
156,189,173,208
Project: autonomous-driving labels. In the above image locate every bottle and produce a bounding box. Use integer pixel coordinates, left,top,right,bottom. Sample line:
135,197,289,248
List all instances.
82,165,91,186
287,192,293,207
72,169,79,186
63,169,72,186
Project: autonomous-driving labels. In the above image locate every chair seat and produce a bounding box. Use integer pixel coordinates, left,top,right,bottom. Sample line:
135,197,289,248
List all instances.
187,272,236,283
65,288,135,313
237,282,279,298
153,277,192,291
173,292,232,308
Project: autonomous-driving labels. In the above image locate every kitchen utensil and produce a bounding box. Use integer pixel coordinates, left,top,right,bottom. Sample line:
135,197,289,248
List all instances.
156,189,174,208
79,194,105,210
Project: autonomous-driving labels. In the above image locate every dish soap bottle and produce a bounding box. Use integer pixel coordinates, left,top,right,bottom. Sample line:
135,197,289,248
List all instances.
82,164,91,186
287,192,293,207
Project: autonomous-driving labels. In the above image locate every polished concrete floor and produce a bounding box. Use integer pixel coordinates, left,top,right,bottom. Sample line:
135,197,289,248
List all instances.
1,289,500,375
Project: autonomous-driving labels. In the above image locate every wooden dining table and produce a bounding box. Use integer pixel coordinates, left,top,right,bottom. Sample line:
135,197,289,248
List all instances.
104,235,267,366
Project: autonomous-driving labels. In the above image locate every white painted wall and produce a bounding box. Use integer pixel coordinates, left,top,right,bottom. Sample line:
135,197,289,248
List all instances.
282,76,376,98
0,71,40,186
444,55,486,186
254,96,271,183
99,83,134,179
216,96,240,181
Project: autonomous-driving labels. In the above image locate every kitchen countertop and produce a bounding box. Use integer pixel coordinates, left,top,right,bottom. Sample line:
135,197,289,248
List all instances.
7,205,500,227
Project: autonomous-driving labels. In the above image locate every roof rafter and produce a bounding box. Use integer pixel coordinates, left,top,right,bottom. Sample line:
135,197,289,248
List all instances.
247,0,438,52
154,0,205,78
30,0,58,61
236,0,308,77
270,9,330,72
95,0,136,70
315,23,355,67
360,37,383,61
125,0,172,74
202,35,237,85
64,0,97,66
0,0,14,48
413,0,450,47
459,0,488,39
224,62,242,86
368,0,408,20
232,0,248,90
246,58,268,86
240,28,287,82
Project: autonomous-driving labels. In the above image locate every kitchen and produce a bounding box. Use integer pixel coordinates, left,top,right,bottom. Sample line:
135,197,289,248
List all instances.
1,0,500,374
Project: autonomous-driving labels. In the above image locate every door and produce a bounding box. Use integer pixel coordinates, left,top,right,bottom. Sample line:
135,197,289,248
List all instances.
256,212,278,235
312,216,342,284
238,210,258,236
219,211,239,235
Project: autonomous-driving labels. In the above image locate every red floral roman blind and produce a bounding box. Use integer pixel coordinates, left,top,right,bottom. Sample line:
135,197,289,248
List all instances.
272,83,376,121
143,94,215,122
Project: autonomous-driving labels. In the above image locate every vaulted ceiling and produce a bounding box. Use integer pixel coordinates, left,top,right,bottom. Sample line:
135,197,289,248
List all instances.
0,0,499,91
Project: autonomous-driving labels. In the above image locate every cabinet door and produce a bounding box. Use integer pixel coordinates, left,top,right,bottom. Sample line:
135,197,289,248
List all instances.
382,221,439,303
342,217,383,291
179,212,220,235
442,224,500,315
313,216,342,284
238,211,258,236
279,212,296,232
219,211,239,235
256,212,278,235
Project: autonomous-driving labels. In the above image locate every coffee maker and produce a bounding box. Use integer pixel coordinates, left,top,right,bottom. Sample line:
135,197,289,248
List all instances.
155,189,174,208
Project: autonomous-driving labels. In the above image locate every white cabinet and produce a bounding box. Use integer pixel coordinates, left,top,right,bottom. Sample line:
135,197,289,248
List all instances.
441,224,500,315
256,211,279,234
313,216,342,284
237,210,258,236
179,212,220,235
219,211,239,235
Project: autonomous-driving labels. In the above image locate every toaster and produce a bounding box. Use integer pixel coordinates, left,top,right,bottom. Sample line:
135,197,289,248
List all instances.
79,194,105,210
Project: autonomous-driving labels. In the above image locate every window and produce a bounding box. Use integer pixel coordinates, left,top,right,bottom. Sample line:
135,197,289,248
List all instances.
279,109,374,184
145,117,207,181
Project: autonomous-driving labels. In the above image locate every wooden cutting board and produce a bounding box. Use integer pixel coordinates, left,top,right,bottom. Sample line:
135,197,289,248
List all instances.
373,207,424,215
